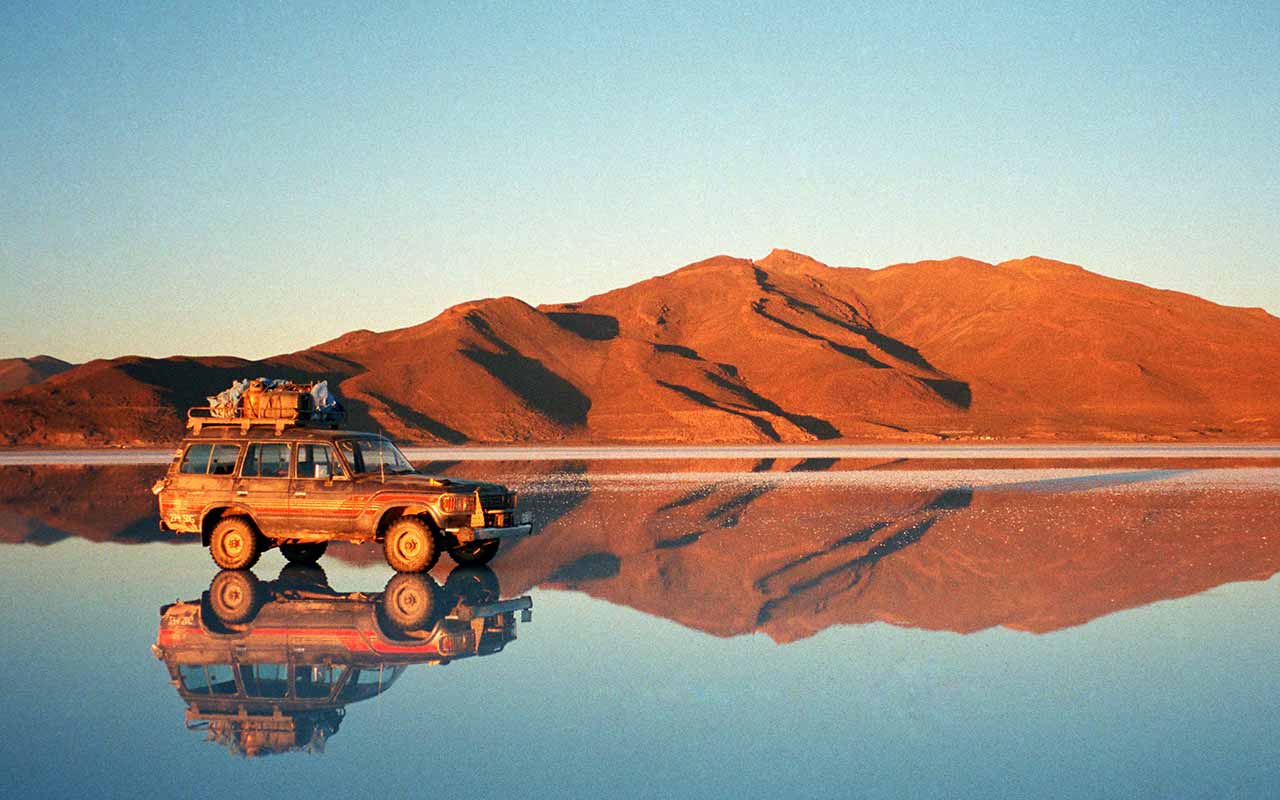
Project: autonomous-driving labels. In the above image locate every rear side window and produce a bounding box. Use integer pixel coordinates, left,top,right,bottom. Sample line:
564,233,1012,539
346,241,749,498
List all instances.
209,445,241,475
179,443,240,475
179,444,213,474
241,443,291,478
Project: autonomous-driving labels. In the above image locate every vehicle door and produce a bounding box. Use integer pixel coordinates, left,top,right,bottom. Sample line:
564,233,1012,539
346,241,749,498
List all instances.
235,442,294,535
290,442,355,534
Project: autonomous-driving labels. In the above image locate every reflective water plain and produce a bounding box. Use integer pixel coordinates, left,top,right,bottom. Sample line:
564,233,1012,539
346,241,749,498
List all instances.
1,456,1278,798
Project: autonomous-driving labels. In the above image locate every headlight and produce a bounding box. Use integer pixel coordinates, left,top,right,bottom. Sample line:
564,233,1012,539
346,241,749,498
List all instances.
440,494,475,513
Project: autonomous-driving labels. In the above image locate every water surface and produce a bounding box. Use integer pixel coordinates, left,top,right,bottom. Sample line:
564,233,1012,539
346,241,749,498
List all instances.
1,456,1277,798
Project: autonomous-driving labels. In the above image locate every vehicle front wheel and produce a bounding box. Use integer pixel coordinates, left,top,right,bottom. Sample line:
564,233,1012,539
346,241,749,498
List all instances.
210,516,262,570
450,539,499,566
383,517,439,573
209,570,262,624
280,541,328,564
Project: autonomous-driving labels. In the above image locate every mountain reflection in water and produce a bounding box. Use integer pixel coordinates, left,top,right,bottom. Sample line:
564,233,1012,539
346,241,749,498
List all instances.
152,564,531,757
2,460,1277,641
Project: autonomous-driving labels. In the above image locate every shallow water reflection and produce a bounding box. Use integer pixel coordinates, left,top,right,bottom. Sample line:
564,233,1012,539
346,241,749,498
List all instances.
2,461,1279,797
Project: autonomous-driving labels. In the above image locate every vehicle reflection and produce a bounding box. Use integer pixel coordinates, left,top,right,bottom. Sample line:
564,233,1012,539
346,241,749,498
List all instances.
151,565,532,757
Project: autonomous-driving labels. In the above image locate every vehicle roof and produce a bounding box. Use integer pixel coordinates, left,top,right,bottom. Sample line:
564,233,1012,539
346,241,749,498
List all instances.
181,427,391,444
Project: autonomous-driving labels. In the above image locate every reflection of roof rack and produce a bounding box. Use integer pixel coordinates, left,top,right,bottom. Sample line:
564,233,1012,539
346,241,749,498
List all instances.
187,406,348,435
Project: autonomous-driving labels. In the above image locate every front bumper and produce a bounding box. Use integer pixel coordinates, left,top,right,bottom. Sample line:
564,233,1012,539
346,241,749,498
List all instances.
449,523,534,543
446,511,536,543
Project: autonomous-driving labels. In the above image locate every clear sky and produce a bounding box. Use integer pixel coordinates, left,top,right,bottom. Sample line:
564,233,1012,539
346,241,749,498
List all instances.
2,2,1277,362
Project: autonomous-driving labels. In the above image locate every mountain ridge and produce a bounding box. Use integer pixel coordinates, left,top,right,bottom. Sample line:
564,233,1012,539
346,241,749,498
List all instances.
2,250,1278,446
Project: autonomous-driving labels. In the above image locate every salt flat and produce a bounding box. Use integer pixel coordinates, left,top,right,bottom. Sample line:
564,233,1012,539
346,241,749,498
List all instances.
3,442,1280,466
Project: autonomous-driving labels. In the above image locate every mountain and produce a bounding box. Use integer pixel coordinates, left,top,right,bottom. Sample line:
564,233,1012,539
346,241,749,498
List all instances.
0,355,74,394
2,250,1278,445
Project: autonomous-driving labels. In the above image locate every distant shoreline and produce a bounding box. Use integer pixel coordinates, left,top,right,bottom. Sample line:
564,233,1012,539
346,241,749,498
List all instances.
4,442,1280,466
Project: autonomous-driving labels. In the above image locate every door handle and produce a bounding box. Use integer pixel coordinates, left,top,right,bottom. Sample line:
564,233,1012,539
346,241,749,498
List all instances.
294,491,307,498
235,489,248,497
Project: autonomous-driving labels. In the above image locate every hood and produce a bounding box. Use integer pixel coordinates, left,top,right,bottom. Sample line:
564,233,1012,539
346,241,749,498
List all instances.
353,472,505,493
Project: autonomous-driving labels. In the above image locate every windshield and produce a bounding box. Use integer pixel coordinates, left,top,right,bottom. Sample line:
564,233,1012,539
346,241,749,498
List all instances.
337,438,416,475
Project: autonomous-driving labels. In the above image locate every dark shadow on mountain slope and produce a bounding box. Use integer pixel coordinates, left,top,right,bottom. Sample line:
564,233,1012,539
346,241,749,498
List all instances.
546,312,619,341
653,343,702,359
463,313,591,427
364,391,469,444
116,360,336,415
655,530,704,549
656,381,780,441
751,301,890,369
702,372,842,440
753,266,940,373
920,379,972,410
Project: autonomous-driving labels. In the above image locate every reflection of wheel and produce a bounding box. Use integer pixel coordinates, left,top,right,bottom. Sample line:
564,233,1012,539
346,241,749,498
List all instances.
280,541,328,564
209,570,262,624
382,573,439,629
450,539,499,566
383,517,439,573
276,563,330,592
445,566,500,606
210,517,262,570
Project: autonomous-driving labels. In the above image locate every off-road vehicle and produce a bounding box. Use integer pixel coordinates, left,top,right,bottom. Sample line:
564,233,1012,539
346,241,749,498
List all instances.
153,388,534,571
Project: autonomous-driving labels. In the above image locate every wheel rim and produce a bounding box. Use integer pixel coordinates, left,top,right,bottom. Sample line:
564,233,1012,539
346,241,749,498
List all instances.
391,584,425,617
395,530,424,561
214,576,251,614
223,531,245,558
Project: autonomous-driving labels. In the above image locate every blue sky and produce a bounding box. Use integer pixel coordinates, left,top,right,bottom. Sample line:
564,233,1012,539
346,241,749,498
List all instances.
2,2,1277,362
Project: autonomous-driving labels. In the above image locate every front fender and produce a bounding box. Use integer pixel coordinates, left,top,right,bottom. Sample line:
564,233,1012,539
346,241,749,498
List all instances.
368,491,443,534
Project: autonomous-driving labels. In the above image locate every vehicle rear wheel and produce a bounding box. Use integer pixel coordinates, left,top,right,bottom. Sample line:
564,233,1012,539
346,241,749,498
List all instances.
450,539,499,566
383,517,439,573
280,541,328,564
209,570,262,624
210,516,262,570
382,572,439,630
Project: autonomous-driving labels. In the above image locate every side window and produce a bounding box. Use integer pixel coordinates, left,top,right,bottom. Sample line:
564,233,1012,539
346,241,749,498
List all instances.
178,664,210,693
178,664,237,695
242,443,291,478
209,445,241,476
294,665,344,699
207,664,237,695
179,444,213,475
296,444,344,479
241,663,289,698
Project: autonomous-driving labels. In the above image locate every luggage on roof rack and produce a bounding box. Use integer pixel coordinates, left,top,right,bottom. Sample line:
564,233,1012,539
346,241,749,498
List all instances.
188,378,346,434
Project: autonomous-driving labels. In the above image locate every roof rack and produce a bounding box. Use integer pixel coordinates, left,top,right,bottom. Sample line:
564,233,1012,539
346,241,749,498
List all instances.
187,406,348,435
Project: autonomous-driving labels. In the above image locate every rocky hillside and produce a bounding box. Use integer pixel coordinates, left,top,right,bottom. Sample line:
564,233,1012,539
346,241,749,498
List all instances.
2,250,1277,445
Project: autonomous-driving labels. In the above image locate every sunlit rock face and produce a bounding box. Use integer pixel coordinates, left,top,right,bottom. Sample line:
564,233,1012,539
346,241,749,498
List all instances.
4,250,1279,445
